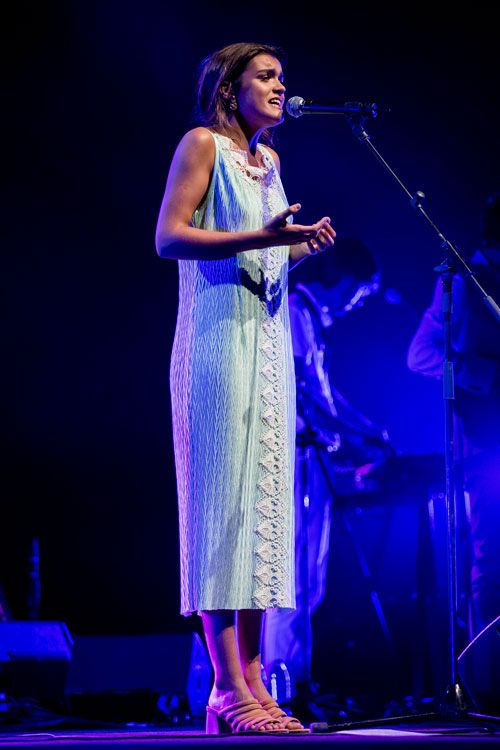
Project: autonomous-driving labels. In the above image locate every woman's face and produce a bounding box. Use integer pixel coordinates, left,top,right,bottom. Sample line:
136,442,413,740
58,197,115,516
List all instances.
233,54,286,130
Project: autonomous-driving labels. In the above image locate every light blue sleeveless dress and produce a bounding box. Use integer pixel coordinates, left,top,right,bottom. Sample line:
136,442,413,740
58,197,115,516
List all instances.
170,130,296,615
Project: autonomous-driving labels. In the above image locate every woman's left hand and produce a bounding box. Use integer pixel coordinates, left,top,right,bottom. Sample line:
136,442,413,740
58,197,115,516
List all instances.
305,220,336,255
289,220,336,265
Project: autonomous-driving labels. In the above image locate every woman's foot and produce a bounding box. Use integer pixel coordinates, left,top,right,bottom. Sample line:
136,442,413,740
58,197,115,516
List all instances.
259,696,310,733
245,671,309,732
207,682,284,733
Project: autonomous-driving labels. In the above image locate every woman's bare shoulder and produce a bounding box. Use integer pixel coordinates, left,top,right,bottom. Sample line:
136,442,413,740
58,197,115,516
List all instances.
175,127,216,165
182,126,216,145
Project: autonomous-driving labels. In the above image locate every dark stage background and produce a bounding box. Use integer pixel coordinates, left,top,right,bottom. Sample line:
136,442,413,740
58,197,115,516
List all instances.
3,0,499,704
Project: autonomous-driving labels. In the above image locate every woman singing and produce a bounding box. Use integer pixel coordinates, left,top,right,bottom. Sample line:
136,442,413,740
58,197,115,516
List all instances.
155,42,336,734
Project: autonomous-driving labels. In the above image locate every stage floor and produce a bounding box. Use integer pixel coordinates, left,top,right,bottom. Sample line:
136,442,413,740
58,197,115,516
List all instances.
1,720,500,749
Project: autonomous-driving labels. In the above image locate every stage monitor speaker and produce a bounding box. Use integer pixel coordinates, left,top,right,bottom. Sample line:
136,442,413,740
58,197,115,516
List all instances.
458,615,500,714
0,621,73,705
65,632,211,719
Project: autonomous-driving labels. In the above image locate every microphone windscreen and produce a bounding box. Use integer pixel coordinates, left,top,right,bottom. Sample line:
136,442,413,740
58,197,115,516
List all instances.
285,97,304,118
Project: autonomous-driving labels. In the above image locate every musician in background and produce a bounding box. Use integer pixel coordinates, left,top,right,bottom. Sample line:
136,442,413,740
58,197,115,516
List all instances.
407,193,500,636
263,237,392,716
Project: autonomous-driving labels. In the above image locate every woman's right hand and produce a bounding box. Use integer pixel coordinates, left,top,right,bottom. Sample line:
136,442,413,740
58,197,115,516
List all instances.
263,203,332,246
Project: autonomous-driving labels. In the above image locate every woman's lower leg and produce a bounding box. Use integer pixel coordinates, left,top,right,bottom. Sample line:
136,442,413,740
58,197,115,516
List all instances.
201,610,251,705
236,609,272,700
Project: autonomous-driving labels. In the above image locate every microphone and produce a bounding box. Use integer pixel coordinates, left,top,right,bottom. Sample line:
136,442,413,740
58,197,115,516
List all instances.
286,97,378,119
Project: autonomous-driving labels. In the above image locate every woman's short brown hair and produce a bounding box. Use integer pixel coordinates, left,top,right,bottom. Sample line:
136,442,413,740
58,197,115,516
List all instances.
194,42,286,145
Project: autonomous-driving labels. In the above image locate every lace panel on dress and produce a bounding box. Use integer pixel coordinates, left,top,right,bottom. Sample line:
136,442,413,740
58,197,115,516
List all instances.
252,181,291,608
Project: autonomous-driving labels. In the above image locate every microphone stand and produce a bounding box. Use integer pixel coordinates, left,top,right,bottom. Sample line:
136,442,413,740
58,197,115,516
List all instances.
310,114,500,734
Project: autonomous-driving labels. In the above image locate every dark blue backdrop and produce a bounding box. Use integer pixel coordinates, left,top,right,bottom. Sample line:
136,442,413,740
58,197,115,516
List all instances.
3,2,499,644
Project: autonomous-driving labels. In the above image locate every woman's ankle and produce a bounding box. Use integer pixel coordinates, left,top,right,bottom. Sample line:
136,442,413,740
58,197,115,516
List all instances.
245,675,273,702
209,680,253,707
241,659,265,686
213,676,247,692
